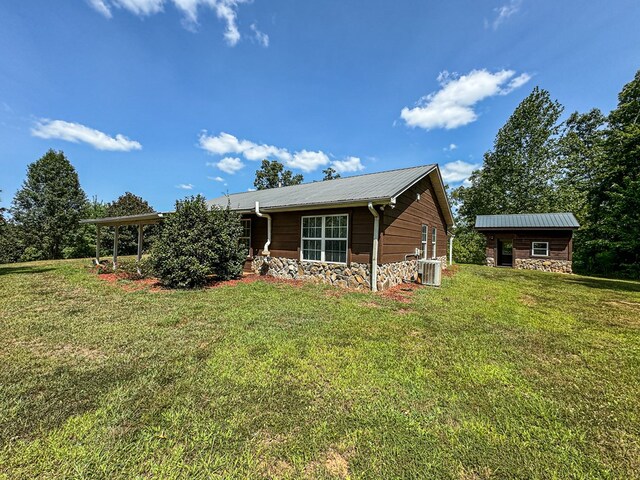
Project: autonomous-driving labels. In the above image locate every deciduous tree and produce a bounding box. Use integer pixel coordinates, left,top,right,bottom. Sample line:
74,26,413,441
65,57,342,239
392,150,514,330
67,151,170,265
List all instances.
254,160,303,190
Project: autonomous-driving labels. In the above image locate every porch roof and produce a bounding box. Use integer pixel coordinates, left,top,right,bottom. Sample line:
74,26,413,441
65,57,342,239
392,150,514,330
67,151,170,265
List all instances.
80,212,166,227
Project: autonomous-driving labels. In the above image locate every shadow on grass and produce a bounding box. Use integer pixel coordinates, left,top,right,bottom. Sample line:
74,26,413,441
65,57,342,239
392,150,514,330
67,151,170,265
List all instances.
0,265,55,276
564,275,640,293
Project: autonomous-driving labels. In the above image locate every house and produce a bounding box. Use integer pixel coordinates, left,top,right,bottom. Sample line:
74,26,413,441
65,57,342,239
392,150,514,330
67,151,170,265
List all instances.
207,164,455,291
83,164,455,291
474,213,580,273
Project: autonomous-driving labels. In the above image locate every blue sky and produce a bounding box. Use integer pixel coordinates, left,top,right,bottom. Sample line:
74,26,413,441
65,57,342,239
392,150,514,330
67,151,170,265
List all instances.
1,0,639,212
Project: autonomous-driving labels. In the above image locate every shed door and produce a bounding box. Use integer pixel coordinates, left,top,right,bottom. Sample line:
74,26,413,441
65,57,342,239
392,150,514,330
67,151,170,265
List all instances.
497,239,513,266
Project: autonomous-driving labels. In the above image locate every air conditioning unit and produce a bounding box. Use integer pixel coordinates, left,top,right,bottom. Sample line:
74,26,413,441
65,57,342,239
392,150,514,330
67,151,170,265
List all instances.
418,259,442,286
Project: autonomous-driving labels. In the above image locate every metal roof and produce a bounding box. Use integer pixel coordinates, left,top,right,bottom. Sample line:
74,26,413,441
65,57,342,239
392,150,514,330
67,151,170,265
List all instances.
207,164,445,213
475,213,580,229
80,212,166,226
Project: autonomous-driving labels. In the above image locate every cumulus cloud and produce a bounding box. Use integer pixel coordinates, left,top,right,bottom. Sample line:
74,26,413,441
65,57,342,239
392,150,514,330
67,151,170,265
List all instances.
87,0,254,46
400,69,531,130
489,0,522,30
176,183,194,189
443,143,458,151
215,156,244,174
199,132,361,174
331,156,364,173
31,119,142,151
440,160,480,184
209,176,225,182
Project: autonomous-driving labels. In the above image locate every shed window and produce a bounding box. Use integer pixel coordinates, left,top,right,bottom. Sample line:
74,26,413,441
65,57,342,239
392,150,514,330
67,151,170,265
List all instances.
421,225,428,258
239,219,251,257
531,241,549,257
431,227,437,259
301,214,348,263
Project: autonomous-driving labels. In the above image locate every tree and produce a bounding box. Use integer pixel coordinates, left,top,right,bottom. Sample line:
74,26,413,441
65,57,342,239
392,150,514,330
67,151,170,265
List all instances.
105,192,156,255
149,195,244,288
254,160,303,190
11,150,87,260
580,70,640,278
0,190,23,264
322,167,341,181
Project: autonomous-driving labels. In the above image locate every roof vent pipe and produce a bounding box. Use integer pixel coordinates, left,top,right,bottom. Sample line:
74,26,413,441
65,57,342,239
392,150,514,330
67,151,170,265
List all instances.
368,202,379,292
255,201,271,256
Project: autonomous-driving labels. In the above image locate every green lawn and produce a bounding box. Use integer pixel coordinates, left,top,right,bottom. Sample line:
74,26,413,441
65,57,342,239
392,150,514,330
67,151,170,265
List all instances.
1,260,639,479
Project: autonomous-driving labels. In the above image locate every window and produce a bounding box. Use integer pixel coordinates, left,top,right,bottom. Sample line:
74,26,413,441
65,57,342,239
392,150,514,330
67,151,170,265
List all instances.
431,227,437,259
239,219,251,257
301,214,348,263
421,225,428,259
531,241,549,257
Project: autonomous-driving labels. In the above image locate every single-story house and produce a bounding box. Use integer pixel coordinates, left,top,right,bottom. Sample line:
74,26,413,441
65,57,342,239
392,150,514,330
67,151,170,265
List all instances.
83,164,455,291
474,213,580,273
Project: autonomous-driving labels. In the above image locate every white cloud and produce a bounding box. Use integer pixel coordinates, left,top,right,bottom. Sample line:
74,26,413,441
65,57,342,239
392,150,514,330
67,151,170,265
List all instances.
31,119,142,151
440,160,480,184
331,156,364,173
87,0,112,17
88,0,252,46
288,150,330,173
247,188,256,191
200,132,361,173
208,176,225,182
489,0,522,30
443,143,458,151
250,23,269,47
176,183,194,189
215,156,244,174
400,69,531,130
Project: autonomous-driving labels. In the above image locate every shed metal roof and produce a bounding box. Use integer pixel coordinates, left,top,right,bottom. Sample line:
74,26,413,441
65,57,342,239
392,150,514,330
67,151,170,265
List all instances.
475,213,580,229
207,164,453,226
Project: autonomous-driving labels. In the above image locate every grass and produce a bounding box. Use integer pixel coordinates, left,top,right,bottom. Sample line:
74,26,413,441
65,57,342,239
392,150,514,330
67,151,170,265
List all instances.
0,260,639,479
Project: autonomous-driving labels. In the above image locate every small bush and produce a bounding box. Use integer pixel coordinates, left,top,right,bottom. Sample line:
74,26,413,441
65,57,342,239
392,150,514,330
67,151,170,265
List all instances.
149,195,245,289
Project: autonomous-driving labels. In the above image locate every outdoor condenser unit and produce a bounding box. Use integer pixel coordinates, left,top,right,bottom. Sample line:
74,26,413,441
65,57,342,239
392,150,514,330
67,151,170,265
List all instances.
418,259,442,286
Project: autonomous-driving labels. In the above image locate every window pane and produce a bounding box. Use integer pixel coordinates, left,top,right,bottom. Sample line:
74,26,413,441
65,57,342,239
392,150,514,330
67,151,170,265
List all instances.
325,239,347,263
303,239,321,261
422,225,427,243
303,217,322,238
325,215,347,239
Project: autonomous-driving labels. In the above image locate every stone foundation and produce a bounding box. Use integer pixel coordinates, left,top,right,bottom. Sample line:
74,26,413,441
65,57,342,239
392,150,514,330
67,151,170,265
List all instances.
515,258,573,274
486,256,496,267
250,256,447,290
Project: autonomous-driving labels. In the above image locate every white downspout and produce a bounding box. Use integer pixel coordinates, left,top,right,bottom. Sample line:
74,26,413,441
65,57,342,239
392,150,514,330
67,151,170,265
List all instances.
255,201,271,255
449,234,454,266
368,202,379,292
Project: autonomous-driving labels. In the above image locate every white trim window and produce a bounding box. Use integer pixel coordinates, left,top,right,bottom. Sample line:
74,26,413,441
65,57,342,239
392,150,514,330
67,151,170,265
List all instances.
431,227,437,259
421,225,428,259
301,214,348,263
531,241,549,257
239,219,251,257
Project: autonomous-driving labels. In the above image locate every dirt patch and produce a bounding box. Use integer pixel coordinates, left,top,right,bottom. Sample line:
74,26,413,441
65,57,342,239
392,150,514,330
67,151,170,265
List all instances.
380,282,423,303
520,294,537,307
8,339,107,362
305,448,352,479
458,466,493,480
443,264,460,278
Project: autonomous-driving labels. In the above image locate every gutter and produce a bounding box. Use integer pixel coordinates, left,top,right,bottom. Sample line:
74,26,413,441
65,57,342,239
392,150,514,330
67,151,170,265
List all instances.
255,201,271,255
367,202,380,292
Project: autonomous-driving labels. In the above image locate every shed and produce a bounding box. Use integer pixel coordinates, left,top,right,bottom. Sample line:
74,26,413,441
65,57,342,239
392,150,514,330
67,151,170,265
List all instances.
475,213,580,273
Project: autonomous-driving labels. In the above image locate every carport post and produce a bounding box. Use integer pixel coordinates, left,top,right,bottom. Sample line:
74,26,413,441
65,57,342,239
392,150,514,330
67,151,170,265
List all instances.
137,224,143,274
95,225,101,264
113,225,119,270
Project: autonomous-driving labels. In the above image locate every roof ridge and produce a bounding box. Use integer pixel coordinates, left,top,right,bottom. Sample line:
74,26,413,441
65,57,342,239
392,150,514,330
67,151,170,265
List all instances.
221,164,434,198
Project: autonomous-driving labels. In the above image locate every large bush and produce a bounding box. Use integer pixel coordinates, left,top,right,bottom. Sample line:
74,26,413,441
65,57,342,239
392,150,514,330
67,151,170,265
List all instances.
149,195,244,288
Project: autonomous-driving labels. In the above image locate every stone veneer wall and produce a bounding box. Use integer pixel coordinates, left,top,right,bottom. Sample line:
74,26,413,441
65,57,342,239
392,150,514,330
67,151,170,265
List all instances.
515,258,573,274
486,256,496,267
251,255,447,290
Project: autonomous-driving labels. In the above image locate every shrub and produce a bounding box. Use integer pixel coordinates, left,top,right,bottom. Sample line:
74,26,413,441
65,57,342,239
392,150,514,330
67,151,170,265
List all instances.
115,258,153,280
149,195,245,288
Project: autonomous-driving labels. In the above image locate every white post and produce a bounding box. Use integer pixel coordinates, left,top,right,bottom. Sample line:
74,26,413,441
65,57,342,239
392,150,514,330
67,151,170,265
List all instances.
113,225,119,270
137,224,143,262
368,202,380,292
449,235,454,266
95,225,101,264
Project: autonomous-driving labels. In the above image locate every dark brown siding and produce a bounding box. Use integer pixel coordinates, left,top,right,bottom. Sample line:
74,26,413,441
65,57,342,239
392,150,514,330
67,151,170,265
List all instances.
482,230,574,263
242,207,374,265
380,176,449,263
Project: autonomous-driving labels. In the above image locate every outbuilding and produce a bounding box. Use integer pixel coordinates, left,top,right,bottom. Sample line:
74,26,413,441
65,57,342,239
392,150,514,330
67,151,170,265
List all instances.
475,213,580,273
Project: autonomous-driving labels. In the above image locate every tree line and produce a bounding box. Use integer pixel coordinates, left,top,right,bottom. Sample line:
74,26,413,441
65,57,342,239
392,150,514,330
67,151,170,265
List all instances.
452,70,640,279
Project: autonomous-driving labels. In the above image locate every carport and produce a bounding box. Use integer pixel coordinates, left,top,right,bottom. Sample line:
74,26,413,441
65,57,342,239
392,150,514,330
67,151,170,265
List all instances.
80,212,165,268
